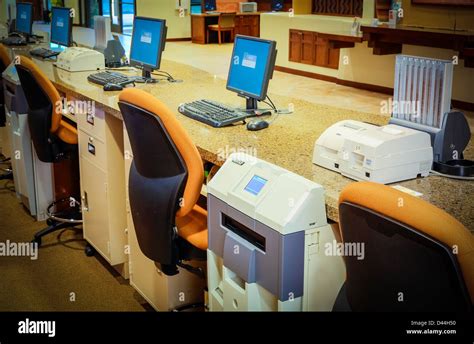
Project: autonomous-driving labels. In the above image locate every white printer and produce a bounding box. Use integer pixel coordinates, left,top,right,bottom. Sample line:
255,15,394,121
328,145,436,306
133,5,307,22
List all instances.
55,47,105,72
207,153,345,311
313,120,433,184
313,120,375,173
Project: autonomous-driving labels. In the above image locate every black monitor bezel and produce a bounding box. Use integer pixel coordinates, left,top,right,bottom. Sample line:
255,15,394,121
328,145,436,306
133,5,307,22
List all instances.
129,16,167,72
50,7,73,47
226,35,277,102
15,2,33,36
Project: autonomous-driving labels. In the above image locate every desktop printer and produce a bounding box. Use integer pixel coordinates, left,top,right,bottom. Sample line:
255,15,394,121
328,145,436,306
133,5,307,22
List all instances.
313,121,433,184
313,120,374,173
239,2,257,13
55,47,105,72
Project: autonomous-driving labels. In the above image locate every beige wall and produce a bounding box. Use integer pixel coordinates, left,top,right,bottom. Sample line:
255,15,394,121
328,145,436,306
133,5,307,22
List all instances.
260,2,474,104
64,0,81,25
0,0,16,23
136,0,191,39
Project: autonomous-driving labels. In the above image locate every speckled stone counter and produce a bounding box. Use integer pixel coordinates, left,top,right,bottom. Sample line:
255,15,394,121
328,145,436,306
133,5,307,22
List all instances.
9,48,474,231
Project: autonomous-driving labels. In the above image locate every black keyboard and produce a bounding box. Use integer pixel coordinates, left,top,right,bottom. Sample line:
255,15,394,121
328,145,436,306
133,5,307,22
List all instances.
1,36,27,46
30,48,60,59
87,71,136,87
178,99,249,128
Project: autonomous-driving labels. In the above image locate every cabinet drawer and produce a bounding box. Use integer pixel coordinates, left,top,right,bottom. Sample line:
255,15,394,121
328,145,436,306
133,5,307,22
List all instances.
79,130,107,171
76,103,106,142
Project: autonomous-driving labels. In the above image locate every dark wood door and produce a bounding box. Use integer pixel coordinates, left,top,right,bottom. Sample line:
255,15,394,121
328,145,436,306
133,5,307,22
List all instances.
301,31,314,65
289,29,302,62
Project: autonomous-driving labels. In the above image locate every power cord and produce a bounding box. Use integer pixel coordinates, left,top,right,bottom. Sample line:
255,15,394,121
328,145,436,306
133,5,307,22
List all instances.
151,70,183,83
261,95,293,114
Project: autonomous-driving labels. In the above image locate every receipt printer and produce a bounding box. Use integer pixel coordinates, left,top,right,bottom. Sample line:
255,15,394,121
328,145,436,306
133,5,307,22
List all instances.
207,153,345,311
313,120,433,184
55,47,105,72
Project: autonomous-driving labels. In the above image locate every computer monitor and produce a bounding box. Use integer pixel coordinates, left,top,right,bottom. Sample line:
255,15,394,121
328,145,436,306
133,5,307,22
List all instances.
129,16,167,81
16,3,33,36
50,7,73,47
203,0,217,12
226,35,277,111
272,0,285,11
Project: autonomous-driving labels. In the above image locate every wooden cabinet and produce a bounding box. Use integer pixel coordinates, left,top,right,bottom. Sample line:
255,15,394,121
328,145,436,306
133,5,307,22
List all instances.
234,15,260,37
191,14,260,44
289,29,341,69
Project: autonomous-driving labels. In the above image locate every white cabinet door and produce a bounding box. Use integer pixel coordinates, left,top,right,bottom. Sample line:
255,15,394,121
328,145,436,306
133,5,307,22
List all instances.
80,157,111,263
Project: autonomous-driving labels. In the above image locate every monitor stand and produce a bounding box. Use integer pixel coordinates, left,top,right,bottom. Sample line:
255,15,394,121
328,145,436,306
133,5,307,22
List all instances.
134,68,160,84
246,97,258,112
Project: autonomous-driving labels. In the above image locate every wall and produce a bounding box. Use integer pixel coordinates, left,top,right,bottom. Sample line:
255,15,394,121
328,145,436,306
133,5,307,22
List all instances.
0,0,16,23
217,0,248,12
401,1,474,31
260,1,474,104
136,0,191,39
64,0,80,25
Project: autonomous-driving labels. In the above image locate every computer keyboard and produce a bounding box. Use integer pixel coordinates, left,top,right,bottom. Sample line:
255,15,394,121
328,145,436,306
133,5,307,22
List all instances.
178,99,249,128
30,48,60,59
87,71,136,87
1,36,27,46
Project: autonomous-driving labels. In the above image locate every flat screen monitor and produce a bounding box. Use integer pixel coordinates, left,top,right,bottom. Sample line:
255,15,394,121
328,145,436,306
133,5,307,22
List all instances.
16,3,33,36
50,7,73,47
272,0,285,11
203,0,217,11
226,35,277,109
130,16,167,76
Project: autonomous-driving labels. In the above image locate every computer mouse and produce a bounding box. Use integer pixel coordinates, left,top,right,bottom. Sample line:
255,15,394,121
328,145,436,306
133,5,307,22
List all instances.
247,119,269,131
103,83,123,91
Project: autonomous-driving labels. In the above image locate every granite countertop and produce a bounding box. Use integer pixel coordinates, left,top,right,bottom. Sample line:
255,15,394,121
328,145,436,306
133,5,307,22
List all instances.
12,50,474,231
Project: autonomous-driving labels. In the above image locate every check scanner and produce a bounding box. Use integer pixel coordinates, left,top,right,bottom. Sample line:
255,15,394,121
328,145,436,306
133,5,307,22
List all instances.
207,153,345,311
55,47,105,72
313,120,433,184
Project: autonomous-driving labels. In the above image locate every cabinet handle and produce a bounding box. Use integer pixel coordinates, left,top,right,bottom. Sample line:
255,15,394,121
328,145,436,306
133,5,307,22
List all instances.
82,191,89,212
88,137,94,143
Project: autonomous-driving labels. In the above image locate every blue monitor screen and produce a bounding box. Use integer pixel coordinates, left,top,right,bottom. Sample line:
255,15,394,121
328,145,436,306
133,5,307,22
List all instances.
16,3,33,35
272,0,284,11
245,175,267,196
227,36,276,100
51,7,72,47
130,17,165,70
204,0,217,11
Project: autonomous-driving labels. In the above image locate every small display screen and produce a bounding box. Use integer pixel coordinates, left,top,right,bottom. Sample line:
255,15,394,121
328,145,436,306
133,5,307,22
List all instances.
244,175,267,196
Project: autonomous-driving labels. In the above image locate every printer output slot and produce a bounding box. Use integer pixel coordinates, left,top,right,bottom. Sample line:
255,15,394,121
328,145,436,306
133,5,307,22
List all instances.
222,213,266,252
351,152,365,170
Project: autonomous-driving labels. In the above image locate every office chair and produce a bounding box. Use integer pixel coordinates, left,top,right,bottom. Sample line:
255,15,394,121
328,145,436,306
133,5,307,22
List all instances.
207,12,236,44
0,43,13,181
15,56,82,246
334,181,473,312
118,88,208,277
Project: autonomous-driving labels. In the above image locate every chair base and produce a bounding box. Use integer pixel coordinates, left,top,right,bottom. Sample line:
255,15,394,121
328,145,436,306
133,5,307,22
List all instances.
0,170,13,180
32,198,83,247
32,220,78,247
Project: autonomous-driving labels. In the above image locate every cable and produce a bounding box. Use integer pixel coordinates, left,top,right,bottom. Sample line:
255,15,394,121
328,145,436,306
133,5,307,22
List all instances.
264,95,293,114
151,70,183,83
429,170,474,181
